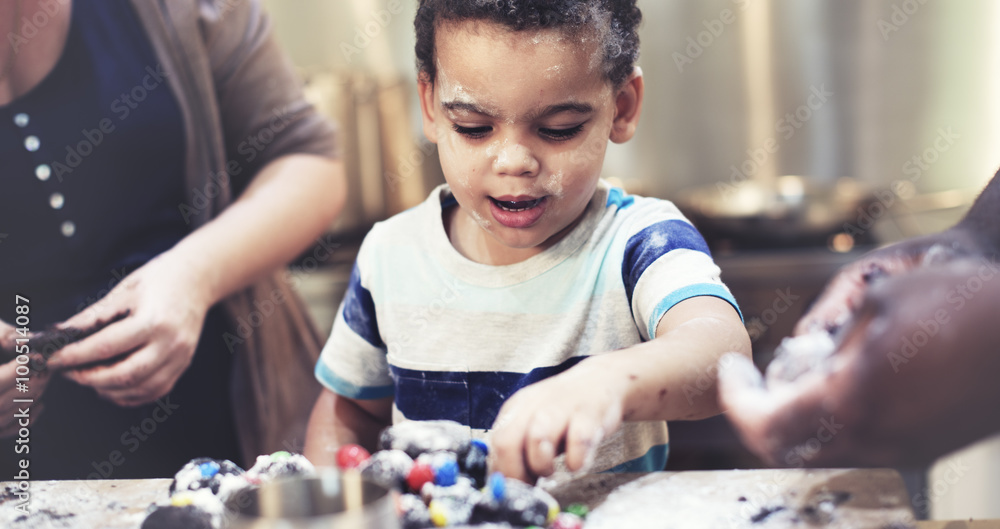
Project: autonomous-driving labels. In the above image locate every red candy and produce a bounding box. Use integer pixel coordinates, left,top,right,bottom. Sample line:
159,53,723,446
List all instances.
406,462,435,492
335,444,371,470
551,512,584,529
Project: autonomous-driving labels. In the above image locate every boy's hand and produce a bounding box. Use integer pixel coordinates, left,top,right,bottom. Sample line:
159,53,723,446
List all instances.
489,357,628,483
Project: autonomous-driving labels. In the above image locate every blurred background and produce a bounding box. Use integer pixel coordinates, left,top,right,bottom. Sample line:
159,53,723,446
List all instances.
261,0,1000,519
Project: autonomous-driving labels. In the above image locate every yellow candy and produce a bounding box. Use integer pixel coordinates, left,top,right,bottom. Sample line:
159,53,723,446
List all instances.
428,500,449,527
547,503,560,523
170,494,194,507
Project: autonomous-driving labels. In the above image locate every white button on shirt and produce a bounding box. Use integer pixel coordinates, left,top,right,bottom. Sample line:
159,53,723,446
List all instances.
35,164,51,181
24,135,40,152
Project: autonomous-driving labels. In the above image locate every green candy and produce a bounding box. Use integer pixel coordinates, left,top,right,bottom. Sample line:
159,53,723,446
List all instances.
565,503,589,518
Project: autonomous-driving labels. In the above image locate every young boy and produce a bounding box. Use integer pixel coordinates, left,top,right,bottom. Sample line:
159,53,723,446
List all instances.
305,0,751,482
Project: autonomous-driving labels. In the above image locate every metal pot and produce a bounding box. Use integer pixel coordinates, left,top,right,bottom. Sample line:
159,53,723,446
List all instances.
227,470,400,529
674,175,878,251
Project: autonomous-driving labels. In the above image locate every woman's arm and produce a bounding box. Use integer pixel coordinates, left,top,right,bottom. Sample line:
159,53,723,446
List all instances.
45,0,345,406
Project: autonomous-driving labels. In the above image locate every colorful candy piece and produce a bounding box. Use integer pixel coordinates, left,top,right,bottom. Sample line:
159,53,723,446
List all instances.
336,444,372,470
433,458,459,487
470,438,489,455
407,462,436,493
487,472,506,502
565,503,589,518
550,511,585,529
428,500,449,527
170,495,194,507
198,461,220,479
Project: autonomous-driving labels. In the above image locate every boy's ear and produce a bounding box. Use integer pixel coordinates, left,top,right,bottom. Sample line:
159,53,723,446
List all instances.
609,67,644,144
417,73,440,144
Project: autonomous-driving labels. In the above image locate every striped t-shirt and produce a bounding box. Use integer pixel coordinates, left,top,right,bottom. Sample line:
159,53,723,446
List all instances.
315,181,740,473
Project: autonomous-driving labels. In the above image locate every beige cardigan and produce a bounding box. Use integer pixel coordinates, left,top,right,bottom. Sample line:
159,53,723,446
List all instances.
128,0,339,462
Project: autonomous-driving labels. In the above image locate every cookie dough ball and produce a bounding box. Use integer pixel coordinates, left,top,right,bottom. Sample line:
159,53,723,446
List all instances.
398,493,433,529
245,451,316,484
143,490,223,529
459,438,489,488
378,420,471,459
360,449,414,491
169,458,247,502
141,505,213,529
471,475,559,527
424,477,482,527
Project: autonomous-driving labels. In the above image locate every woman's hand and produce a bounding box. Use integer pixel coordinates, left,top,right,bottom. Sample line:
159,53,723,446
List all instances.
46,251,213,407
489,358,628,483
795,226,993,335
720,260,1000,467
0,320,51,437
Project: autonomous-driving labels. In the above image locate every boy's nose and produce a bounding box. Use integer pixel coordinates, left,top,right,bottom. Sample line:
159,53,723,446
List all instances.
492,141,539,177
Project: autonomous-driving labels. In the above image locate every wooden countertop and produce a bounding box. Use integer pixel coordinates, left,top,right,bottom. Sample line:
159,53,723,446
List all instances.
1,468,916,528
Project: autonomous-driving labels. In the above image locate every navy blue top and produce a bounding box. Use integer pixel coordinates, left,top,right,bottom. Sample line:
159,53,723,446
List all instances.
0,0,187,324
0,0,241,479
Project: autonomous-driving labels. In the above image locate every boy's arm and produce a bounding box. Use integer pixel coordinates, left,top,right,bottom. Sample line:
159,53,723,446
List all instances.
304,389,393,466
491,296,749,482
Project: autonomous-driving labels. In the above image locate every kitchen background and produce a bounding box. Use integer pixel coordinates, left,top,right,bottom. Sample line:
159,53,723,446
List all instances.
260,0,1000,519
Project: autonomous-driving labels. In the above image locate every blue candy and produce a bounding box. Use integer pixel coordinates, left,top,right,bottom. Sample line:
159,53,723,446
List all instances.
470,438,489,455
433,459,459,487
198,461,220,479
488,472,506,501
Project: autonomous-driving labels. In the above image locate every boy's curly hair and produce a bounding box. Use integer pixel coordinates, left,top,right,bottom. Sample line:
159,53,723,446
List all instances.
415,0,642,88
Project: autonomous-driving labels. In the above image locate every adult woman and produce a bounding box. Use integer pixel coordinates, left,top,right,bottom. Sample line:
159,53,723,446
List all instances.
0,0,344,479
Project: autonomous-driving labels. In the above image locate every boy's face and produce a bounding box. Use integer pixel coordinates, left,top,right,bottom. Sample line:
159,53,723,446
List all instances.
419,21,643,263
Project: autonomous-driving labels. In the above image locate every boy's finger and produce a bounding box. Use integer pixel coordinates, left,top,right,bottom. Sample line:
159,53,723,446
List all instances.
489,406,533,482
564,413,601,472
524,412,561,478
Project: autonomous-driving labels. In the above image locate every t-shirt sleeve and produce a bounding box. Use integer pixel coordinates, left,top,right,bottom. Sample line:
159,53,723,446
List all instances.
315,260,394,400
621,202,742,341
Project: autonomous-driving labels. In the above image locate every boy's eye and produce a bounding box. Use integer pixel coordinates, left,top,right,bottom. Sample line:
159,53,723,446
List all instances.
452,124,492,139
539,124,585,141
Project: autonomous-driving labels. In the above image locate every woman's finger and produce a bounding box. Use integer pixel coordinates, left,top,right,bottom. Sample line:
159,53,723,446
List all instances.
47,316,148,370
66,343,163,391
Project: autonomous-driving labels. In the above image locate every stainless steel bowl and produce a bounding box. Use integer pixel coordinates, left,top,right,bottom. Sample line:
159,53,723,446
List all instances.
227,469,400,529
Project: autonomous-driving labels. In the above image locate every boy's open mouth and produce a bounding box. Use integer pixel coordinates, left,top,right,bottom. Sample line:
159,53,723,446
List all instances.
488,195,548,229
489,196,545,212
